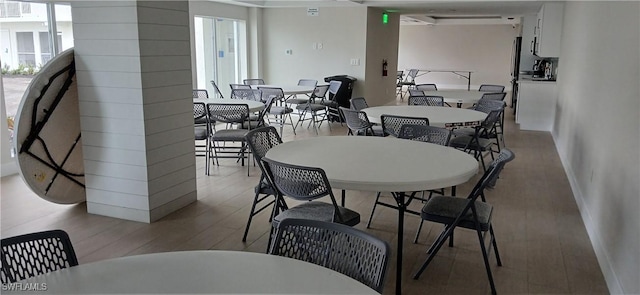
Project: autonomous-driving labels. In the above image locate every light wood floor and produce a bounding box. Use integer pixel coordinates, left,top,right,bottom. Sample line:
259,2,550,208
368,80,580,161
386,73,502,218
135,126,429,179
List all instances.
0,99,608,294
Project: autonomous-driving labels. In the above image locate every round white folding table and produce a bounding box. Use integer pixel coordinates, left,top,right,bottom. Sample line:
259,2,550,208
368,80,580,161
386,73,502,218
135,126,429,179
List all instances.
363,105,487,128
265,136,479,294
8,251,377,294
195,98,265,112
421,90,486,107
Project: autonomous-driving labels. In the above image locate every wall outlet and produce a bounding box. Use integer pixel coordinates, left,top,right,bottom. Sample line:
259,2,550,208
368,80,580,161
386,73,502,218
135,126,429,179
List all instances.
317,43,323,49
285,49,293,55
350,58,360,66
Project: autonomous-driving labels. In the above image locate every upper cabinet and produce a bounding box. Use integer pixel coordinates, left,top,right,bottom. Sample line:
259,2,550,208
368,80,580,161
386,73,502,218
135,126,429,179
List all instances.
533,3,564,57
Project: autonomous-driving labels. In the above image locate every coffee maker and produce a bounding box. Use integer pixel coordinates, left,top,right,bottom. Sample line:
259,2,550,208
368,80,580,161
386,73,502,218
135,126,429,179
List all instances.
533,60,545,78
533,59,554,80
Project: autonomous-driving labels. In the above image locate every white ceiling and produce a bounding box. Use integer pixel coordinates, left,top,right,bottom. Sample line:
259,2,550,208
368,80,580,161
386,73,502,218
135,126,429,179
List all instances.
213,0,548,17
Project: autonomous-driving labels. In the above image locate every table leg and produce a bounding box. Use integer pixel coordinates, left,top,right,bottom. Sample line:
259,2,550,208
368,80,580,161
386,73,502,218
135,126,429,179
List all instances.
467,72,471,90
391,192,406,295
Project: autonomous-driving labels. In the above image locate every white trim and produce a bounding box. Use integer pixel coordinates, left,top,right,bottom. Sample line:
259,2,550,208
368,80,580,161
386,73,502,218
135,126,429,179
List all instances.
553,132,624,295
1,161,18,177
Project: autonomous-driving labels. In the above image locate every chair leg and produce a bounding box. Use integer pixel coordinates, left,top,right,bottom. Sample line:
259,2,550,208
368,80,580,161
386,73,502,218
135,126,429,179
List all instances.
489,225,502,266
287,113,297,135
476,225,498,295
413,219,425,243
413,223,456,279
242,192,261,242
366,192,382,228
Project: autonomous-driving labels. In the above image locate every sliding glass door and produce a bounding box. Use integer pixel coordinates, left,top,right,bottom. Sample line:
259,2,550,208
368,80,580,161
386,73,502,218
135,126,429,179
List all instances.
194,16,246,98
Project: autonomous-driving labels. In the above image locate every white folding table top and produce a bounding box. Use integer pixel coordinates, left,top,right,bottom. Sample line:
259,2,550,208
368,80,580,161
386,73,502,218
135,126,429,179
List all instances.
195,98,265,112
421,89,486,105
10,251,377,294
363,105,487,128
255,85,315,95
265,136,478,193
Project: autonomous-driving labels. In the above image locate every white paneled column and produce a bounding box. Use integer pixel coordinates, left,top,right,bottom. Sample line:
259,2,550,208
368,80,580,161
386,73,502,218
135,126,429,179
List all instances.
72,1,196,223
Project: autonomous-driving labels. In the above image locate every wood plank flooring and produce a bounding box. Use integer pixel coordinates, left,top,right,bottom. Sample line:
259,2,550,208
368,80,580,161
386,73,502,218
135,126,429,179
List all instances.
0,99,608,294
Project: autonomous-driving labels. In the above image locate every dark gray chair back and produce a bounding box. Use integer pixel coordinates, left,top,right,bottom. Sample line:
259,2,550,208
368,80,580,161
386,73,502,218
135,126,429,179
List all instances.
271,219,390,293
478,84,505,92
243,79,265,85
398,124,452,146
381,115,430,137
1,230,78,283
193,89,209,99
408,95,445,106
349,97,369,111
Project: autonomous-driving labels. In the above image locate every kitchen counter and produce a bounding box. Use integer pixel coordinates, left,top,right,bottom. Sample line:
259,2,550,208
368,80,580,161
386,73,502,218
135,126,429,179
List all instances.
518,75,557,83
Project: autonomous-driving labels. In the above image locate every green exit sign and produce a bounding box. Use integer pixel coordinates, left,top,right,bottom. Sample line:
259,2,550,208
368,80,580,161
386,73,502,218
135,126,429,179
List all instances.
382,13,389,24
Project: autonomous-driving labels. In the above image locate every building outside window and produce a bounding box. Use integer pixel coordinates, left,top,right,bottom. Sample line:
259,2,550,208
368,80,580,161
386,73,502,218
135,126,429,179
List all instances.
1,0,73,159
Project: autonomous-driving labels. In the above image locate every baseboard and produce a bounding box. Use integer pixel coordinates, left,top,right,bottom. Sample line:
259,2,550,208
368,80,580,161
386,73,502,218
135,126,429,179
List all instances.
1,162,18,177
552,133,624,294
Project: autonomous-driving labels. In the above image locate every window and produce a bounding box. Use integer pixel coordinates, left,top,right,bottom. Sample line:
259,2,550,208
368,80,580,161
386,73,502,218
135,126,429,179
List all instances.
39,32,51,65
16,32,35,66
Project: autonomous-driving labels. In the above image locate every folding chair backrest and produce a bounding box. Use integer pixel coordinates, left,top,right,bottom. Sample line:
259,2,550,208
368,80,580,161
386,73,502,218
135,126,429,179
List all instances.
311,84,330,102
398,124,452,146
407,89,424,97
327,81,342,100
243,79,265,85
408,95,444,106
478,84,505,92
340,107,373,133
262,158,333,202
406,69,419,82
270,219,390,293
297,79,318,87
1,230,78,283
206,103,249,124
193,89,209,99
381,115,430,137
231,89,262,101
415,83,438,91
245,126,282,163
230,84,251,90
258,87,285,103
210,80,224,98
480,92,507,101
349,97,369,111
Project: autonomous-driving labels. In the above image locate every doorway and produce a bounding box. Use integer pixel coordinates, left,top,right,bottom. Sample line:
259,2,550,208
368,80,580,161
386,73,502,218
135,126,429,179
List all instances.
194,16,247,98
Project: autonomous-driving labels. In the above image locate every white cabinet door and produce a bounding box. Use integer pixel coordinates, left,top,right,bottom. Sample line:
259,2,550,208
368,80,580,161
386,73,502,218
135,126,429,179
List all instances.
535,3,564,58
517,81,557,131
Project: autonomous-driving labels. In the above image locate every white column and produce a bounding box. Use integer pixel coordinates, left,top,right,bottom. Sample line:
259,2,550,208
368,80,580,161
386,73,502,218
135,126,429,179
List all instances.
72,1,196,223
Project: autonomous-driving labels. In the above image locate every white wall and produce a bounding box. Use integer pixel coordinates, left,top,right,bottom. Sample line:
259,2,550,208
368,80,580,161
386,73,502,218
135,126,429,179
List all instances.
364,8,400,106
261,7,367,96
399,24,518,90
553,2,639,294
